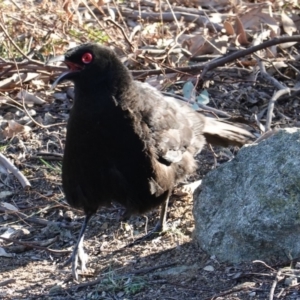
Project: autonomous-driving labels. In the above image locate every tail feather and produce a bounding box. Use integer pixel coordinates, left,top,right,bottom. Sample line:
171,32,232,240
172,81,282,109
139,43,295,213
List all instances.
203,117,255,147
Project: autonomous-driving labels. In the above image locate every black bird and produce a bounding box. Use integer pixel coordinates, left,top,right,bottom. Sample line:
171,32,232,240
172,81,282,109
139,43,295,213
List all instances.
49,43,254,279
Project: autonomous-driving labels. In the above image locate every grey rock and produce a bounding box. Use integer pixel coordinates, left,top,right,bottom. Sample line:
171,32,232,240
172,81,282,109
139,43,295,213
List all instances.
193,128,300,263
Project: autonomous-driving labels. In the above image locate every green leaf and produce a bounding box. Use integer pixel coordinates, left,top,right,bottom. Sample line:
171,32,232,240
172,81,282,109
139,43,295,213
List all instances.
197,89,210,105
192,102,199,110
182,81,195,100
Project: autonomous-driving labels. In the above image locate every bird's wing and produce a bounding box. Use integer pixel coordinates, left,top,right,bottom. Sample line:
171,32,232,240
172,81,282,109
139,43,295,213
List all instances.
202,117,255,147
133,81,206,165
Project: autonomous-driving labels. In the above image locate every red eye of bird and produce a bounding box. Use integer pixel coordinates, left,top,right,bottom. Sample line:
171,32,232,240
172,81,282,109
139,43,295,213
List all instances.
82,52,93,64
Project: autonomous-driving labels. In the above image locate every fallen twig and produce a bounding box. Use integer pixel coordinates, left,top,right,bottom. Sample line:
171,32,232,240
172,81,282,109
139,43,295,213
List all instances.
269,270,283,300
0,206,81,229
0,236,71,255
0,153,31,189
265,88,291,132
105,18,135,51
0,21,43,65
131,35,300,78
256,59,291,131
99,7,222,32
0,278,16,287
209,283,257,300
253,260,276,272
200,36,300,79
32,152,63,161
257,59,286,90
66,262,177,289
129,262,177,275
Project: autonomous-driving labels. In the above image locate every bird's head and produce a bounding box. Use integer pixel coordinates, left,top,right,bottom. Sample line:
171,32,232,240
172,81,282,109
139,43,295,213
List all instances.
48,43,126,89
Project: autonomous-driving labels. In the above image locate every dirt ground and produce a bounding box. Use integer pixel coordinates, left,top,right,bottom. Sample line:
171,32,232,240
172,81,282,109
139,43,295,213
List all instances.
1,139,300,299
1,0,300,299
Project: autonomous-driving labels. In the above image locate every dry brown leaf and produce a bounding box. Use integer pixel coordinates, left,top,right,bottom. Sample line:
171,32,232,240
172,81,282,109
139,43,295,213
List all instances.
224,21,235,36
238,60,257,67
1,202,18,211
17,90,46,105
0,191,14,199
2,120,31,138
0,73,40,89
240,9,279,34
0,74,20,89
0,247,14,258
235,16,249,46
281,11,297,36
20,73,40,83
62,0,74,20
182,35,213,57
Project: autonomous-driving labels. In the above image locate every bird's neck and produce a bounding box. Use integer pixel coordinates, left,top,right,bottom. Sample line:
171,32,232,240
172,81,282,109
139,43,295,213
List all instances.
74,65,136,111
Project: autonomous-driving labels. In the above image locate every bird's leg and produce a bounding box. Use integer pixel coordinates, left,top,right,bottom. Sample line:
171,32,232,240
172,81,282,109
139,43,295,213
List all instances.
63,212,93,280
127,197,170,247
155,196,169,232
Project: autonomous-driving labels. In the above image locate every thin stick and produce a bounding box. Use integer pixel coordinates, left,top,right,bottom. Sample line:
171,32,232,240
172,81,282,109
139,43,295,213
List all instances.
131,35,300,78
0,236,71,255
0,153,31,188
0,22,43,65
269,270,282,300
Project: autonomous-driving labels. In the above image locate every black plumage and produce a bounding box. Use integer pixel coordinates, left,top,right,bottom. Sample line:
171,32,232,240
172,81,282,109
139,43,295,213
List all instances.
49,43,254,279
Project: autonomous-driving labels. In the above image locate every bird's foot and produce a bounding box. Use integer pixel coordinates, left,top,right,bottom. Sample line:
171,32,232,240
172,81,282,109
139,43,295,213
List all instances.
62,237,88,280
126,221,165,247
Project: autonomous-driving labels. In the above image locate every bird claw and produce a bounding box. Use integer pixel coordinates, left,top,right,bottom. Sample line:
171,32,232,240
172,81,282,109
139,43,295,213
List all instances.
72,252,79,281
77,241,88,272
62,235,88,280
67,249,88,281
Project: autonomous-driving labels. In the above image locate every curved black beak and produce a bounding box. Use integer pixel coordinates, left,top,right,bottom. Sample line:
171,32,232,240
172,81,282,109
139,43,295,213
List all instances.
47,55,70,90
47,55,83,90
